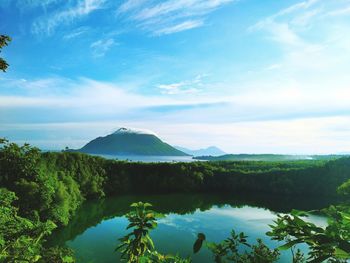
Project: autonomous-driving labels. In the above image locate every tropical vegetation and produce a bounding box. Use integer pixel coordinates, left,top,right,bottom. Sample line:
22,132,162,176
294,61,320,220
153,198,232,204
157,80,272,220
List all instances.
0,35,11,72
1,139,350,262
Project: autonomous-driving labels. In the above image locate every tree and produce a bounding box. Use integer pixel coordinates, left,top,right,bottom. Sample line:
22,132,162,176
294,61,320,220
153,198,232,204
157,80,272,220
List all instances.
116,202,190,263
116,202,158,262
0,35,11,72
0,188,56,262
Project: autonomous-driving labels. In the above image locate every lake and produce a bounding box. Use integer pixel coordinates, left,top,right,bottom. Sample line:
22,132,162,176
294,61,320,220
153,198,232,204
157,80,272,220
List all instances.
49,193,334,263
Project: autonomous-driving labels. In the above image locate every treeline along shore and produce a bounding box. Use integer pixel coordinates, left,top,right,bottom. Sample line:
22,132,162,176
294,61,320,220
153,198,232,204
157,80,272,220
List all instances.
2,139,350,226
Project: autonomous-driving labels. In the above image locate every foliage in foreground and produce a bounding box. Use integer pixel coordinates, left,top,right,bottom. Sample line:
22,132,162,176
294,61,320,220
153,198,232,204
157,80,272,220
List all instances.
0,35,11,72
117,197,350,263
206,233,280,263
116,202,190,262
265,180,350,262
267,208,350,262
0,188,74,263
117,202,280,263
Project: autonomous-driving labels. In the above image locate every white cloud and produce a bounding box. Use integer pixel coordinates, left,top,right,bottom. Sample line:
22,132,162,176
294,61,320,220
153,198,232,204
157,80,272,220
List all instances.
290,8,320,26
271,0,321,18
157,74,205,95
63,26,90,40
154,20,204,35
4,0,350,152
117,0,147,13
249,0,350,74
133,0,233,20
16,0,62,9
90,38,116,57
2,73,350,153
4,116,350,154
247,0,322,49
32,0,106,35
27,0,234,36
265,64,282,71
2,74,350,124
136,117,350,154
117,0,235,35
325,6,350,17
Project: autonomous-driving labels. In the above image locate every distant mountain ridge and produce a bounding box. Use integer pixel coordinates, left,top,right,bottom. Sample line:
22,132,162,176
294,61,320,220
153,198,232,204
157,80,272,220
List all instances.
76,128,189,156
194,154,344,161
175,146,226,156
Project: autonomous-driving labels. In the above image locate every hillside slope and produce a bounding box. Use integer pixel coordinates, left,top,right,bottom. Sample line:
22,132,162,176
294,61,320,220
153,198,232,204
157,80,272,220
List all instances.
78,128,189,156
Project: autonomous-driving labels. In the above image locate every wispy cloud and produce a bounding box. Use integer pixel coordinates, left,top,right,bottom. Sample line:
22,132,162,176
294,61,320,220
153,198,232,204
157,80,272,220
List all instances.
325,6,350,17
157,75,205,95
4,0,350,153
275,0,320,17
117,0,235,35
133,0,233,20
154,20,204,35
248,0,320,48
118,0,147,13
90,38,116,57
32,0,106,35
63,26,90,40
0,77,219,111
16,0,62,10
249,0,350,74
3,75,350,153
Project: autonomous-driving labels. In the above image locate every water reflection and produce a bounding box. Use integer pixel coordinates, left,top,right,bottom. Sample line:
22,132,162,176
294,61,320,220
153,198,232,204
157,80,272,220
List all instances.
48,193,336,262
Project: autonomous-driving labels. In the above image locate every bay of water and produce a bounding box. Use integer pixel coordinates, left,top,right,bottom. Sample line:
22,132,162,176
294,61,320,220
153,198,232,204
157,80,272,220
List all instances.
49,193,334,263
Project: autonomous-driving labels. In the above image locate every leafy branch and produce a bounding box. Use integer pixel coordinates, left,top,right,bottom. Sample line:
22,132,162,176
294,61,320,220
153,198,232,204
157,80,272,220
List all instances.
0,35,11,72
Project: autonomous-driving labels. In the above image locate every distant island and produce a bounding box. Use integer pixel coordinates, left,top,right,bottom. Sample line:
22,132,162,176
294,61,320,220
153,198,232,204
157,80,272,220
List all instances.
194,154,346,161
174,146,226,156
72,128,189,156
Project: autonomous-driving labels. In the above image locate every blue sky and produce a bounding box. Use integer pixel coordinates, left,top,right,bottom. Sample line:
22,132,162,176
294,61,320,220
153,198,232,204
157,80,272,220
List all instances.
1,0,350,153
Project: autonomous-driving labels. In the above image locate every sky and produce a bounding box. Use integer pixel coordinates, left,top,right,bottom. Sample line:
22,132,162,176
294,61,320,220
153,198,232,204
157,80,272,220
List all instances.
1,0,350,154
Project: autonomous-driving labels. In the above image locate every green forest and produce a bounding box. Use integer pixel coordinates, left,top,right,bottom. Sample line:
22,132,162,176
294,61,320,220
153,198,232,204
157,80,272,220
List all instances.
1,138,350,262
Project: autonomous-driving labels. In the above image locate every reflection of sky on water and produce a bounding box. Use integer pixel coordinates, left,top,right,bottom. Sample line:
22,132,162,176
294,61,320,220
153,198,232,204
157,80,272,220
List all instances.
206,205,276,220
61,204,327,263
158,205,276,234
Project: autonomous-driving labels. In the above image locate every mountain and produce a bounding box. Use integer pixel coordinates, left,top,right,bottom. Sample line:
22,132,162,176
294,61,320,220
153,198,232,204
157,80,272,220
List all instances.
194,154,343,161
338,152,350,155
76,128,189,156
175,146,226,156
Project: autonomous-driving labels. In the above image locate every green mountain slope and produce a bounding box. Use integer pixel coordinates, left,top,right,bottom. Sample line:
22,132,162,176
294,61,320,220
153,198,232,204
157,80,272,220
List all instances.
78,128,189,156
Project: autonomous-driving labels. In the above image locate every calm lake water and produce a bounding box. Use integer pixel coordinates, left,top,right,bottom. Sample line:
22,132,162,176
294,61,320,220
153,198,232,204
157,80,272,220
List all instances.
49,193,334,263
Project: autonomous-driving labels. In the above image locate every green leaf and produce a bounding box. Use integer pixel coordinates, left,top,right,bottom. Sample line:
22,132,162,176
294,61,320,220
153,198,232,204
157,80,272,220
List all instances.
278,240,300,251
334,248,350,259
291,209,309,217
33,255,41,262
62,256,75,263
